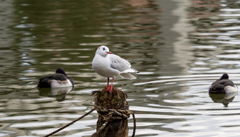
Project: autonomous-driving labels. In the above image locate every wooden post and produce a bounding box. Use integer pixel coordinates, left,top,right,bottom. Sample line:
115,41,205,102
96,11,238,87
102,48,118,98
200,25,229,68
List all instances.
92,87,129,137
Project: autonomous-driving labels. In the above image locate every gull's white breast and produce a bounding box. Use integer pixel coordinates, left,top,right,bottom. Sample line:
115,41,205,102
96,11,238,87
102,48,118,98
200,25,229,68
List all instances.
92,54,119,77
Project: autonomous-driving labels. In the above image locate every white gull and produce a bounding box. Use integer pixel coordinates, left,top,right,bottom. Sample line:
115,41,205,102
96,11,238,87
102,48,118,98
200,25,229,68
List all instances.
92,45,138,92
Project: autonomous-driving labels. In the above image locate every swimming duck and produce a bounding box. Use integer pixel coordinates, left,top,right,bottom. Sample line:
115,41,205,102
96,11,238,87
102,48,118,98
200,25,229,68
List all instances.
37,68,74,88
209,73,238,94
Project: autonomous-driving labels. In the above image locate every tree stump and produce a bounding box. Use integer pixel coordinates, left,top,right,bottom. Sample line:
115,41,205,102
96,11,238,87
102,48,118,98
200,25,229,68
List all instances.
92,87,129,137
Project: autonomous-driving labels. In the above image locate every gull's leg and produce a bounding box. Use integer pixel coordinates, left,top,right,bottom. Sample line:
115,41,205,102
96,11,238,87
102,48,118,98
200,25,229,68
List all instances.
106,77,110,90
108,77,115,93
107,77,109,87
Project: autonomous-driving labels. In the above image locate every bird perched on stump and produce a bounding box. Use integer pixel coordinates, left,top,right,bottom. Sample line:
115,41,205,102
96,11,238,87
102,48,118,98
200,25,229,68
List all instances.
209,73,238,94
92,45,138,93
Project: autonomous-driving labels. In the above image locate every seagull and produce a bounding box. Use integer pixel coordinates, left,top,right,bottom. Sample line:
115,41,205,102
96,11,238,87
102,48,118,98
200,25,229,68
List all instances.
92,45,138,93
37,68,74,88
209,73,238,94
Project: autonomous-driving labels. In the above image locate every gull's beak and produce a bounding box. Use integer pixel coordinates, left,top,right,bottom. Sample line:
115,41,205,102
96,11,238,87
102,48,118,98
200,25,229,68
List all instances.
106,52,112,54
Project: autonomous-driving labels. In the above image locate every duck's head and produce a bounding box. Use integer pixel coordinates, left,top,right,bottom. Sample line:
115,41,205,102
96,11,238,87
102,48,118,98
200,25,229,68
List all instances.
220,73,229,80
56,68,66,75
96,45,112,57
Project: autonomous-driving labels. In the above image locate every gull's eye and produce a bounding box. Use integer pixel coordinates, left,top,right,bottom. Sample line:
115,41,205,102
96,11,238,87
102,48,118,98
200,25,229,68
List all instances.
103,47,105,50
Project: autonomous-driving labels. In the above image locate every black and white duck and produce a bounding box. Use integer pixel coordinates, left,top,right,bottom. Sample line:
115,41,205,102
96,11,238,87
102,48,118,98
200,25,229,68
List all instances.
209,73,238,94
37,68,74,88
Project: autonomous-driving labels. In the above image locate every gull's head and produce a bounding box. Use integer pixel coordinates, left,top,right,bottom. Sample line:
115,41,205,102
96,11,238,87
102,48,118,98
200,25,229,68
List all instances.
96,45,112,57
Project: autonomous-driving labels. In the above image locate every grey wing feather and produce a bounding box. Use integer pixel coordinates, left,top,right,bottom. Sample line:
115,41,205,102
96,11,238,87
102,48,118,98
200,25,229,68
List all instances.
109,54,131,72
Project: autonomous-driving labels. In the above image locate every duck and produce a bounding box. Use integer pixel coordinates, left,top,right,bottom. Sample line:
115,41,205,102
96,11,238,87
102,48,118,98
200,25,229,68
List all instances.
37,68,74,88
209,73,238,94
92,45,138,93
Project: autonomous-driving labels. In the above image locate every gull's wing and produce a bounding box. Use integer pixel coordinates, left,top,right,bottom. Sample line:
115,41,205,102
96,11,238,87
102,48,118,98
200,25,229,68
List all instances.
109,54,133,72
108,54,138,73
109,54,138,79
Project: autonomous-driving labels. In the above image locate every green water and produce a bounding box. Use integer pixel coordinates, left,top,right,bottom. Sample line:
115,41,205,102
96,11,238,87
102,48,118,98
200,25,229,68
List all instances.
1,0,240,136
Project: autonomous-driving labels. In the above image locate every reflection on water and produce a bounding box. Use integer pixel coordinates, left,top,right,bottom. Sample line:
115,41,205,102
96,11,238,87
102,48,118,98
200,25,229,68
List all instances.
209,92,237,107
0,0,240,136
38,86,73,102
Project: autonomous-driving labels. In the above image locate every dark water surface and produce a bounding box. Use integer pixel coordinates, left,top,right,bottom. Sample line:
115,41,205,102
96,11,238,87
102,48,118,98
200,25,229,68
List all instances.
1,0,240,136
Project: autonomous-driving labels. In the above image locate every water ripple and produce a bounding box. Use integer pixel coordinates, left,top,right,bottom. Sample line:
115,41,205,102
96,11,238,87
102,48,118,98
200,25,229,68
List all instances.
1,0,240,137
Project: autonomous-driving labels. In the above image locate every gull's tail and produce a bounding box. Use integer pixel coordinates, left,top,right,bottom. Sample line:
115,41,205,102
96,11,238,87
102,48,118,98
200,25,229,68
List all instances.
120,68,138,79
122,68,139,73
120,73,136,79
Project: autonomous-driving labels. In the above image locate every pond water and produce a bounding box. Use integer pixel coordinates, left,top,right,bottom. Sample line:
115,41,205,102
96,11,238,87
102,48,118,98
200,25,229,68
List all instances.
1,0,240,136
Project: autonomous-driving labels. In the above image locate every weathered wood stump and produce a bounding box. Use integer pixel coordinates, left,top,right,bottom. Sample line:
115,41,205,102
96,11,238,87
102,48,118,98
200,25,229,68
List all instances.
92,87,129,137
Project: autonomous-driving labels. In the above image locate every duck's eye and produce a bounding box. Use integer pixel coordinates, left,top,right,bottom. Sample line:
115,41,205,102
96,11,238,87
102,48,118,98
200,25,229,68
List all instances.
103,48,105,50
